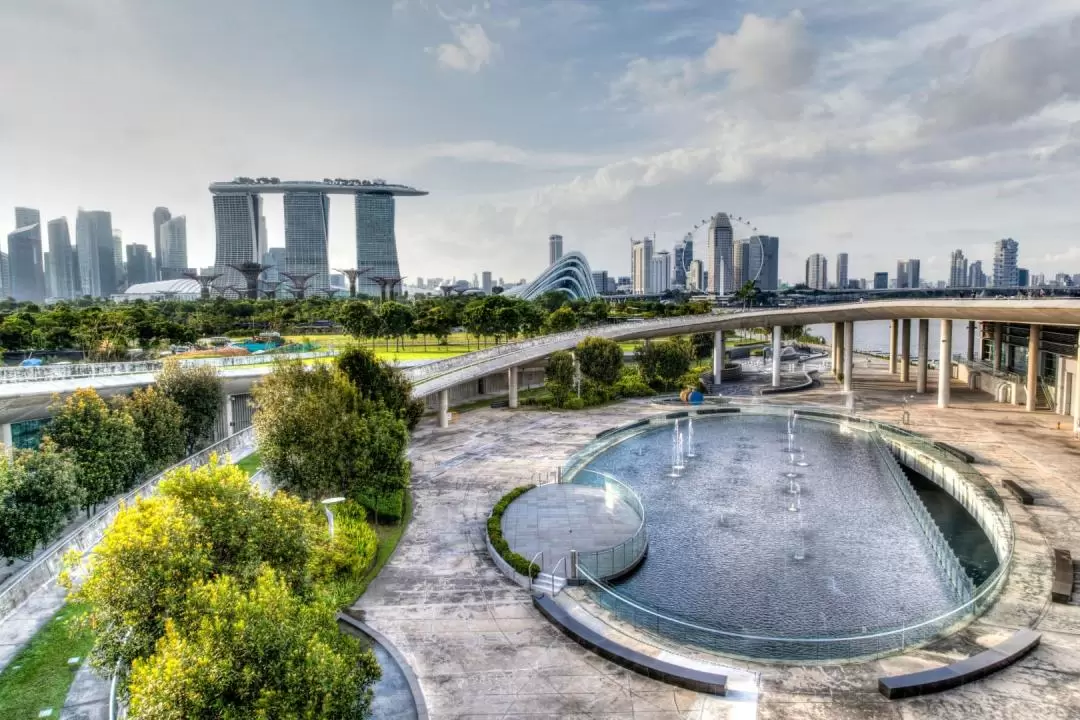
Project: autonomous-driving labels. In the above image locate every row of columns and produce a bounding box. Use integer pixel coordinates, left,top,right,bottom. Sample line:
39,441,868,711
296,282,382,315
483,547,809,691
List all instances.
712,327,785,393
437,365,523,428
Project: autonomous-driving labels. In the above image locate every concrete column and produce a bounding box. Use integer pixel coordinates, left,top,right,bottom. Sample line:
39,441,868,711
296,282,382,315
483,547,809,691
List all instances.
1,422,11,458
900,319,911,383
508,366,519,409
224,394,235,433
888,319,899,374
938,320,952,408
917,319,929,394
843,321,854,393
835,322,845,380
1026,325,1041,412
967,321,976,362
772,325,782,387
712,330,726,391
438,389,450,428
993,323,1003,372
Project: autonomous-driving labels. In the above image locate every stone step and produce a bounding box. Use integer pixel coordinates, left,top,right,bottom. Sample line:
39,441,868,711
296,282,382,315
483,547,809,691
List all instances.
533,572,566,595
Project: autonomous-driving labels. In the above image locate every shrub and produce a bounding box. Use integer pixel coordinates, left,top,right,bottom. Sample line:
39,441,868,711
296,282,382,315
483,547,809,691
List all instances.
575,337,622,385
487,486,540,578
612,366,655,398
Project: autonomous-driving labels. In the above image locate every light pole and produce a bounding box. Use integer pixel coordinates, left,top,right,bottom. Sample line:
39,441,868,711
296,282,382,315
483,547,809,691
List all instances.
321,497,346,540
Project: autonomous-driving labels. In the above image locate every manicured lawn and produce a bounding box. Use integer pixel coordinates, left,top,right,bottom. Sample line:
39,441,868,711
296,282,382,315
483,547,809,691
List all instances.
0,603,95,719
354,492,412,600
235,452,261,477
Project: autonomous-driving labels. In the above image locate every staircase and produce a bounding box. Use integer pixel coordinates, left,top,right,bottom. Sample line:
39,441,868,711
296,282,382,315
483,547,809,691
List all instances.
532,572,567,595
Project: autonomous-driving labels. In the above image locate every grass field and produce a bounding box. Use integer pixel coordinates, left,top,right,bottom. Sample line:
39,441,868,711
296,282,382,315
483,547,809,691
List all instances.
0,603,95,719
235,453,261,477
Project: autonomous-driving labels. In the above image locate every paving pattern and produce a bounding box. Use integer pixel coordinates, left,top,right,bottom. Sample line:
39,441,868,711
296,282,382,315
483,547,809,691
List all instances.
356,357,1080,719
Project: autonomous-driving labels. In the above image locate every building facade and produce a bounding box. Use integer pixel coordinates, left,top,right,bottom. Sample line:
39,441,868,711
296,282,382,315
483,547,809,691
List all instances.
159,216,189,280
153,206,171,280
949,249,968,288
968,260,986,288
47,217,79,299
549,234,564,266
994,238,1019,288
284,192,331,291
481,271,492,293
705,213,734,295
631,236,653,294
75,209,116,297
686,259,704,292
650,251,671,294
355,193,401,296
126,244,155,286
213,193,264,288
673,234,692,288
8,224,45,302
835,252,849,290
805,253,828,290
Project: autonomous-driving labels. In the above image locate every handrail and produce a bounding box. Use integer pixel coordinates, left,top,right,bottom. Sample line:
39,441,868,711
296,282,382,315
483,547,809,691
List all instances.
529,551,544,590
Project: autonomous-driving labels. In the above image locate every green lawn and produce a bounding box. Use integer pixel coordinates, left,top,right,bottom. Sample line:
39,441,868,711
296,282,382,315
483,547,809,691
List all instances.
235,452,261,477
0,603,95,719
353,492,412,600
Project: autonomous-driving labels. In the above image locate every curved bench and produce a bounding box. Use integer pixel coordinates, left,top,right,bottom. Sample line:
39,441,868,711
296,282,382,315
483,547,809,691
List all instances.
532,594,727,695
878,629,1041,699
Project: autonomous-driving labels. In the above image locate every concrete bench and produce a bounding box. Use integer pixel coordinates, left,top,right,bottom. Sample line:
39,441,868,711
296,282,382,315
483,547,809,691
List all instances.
1002,479,1034,505
532,594,727,695
1052,549,1074,603
878,629,1041,699
934,442,974,463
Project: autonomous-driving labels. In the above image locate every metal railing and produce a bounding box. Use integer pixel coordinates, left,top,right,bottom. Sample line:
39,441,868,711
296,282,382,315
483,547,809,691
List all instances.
568,470,648,581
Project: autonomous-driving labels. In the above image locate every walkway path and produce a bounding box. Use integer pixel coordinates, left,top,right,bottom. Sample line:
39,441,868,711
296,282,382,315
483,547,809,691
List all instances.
356,360,1080,719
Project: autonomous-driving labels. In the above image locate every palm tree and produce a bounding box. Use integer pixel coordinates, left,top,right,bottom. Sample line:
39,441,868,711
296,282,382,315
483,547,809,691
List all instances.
734,280,761,309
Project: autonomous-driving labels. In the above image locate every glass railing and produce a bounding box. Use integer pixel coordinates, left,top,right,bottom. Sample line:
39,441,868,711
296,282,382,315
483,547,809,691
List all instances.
567,469,647,581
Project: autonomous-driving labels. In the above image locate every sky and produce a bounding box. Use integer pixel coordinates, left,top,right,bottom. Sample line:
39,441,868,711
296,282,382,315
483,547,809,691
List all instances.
3,0,1080,287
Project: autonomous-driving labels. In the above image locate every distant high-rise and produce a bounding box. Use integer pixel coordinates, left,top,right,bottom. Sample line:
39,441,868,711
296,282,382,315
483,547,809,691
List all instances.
754,236,779,291
284,192,330,291
153,207,171,280
481,271,492,293
835,253,849,290
0,252,10,299
355,193,401,296
12,207,45,300
873,272,889,289
631,236,653,294
1017,268,1030,287
212,193,265,288
993,238,1019,288
650,251,671,294
160,216,189,280
948,250,968,288
261,247,286,289
968,260,986,288
805,253,828,290
47,217,79,299
907,259,921,288
705,213,734,295
591,270,610,295
733,239,749,287
673,234,693,288
895,259,920,289
549,234,564,266
113,232,125,290
126,244,155,286
687,259,704,292
76,209,117,297
8,223,45,302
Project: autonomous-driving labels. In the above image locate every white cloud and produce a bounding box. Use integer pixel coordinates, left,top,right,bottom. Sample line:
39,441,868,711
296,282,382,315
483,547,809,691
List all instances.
703,11,817,92
420,140,615,168
429,23,497,72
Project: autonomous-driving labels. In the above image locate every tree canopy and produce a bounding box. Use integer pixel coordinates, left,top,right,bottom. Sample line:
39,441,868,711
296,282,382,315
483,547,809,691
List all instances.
156,359,223,452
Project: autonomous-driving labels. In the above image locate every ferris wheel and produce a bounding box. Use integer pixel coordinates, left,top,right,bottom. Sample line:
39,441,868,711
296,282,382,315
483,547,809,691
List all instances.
684,213,767,287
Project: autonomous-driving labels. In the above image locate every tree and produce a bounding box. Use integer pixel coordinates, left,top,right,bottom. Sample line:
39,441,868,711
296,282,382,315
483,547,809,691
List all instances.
126,568,380,720
116,387,187,473
734,280,761,308
636,339,693,389
47,388,146,512
336,346,425,430
575,337,622,385
156,359,223,452
545,350,576,406
0,441,81,559
376,301,414,351
690,332,714,360
413,305,453,347
544,306,578,334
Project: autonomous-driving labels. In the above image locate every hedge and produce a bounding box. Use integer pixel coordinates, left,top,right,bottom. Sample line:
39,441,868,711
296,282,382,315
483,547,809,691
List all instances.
487,485,541,579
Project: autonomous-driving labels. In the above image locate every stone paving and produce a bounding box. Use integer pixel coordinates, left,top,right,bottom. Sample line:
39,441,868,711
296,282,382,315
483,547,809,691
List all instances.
500,484,641,574
356,357,1080,719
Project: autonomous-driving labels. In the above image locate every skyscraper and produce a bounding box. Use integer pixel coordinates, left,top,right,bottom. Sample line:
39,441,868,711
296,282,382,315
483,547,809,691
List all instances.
1017,268,1030,287
262,247,287,288
76,209,116,297
835,253,849,290
733,239,749,287
805,253,828,290
113,232,125,290
549,234,564,265
631,236,653,294
873,272,889,289
47,217,79,299
687,260,704,292
13,207,45,299
44,252,53,298
153,207,171,280
126,244,155,286
213,193,265,288
705,213,734,295
993,238,1019,288
673,234,693,288
968,260,986,288
895,259,920,289
650,251,671,294
948,249,968,288
907,258,921,288
160,216,189,279
355,193,401,297
8,224,45,302
284,192,330,291
481,271,492,293
0,252,10,299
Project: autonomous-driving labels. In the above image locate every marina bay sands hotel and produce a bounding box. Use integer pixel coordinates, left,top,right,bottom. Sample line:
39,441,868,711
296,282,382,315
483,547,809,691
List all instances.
209,177,427,296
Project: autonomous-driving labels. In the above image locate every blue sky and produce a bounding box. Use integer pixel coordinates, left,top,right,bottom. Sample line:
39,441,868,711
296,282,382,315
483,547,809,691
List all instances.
3,0,1080,286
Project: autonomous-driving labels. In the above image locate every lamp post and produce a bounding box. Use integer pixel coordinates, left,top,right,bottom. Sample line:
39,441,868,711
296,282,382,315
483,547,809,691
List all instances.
321,497,346,539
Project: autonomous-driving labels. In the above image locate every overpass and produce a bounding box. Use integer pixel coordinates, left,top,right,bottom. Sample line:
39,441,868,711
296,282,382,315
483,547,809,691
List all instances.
1,299,1078,442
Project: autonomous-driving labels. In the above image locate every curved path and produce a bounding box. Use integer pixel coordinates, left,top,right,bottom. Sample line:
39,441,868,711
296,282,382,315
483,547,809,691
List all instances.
408,299,1080,397
356,360,1080,719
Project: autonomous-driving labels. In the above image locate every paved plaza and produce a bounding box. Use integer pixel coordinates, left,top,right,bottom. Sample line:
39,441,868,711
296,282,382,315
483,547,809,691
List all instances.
355,357,1080,719
500,484,641,574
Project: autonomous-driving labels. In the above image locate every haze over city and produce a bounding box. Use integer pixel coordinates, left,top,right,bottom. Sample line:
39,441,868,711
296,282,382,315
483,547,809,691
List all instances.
5,0,1080,284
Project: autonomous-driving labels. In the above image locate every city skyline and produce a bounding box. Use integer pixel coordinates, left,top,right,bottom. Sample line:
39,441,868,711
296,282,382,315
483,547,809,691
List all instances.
5,1,1080,288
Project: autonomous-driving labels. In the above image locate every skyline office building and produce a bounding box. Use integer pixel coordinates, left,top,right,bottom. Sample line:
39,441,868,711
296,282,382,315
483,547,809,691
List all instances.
949,249,968,288
993,238,1019,288
47,217,79,299
8,223,45,302
687,259,704,292
113,232,124,289
705,212,734,295
261,246,287,292
754,236,779,291
159,216,189,279
153,206,171,280
212,193,265,289
896,259,921,289
354,193,401,297
873,272,889,289
126,244,156,286
12,207,45,300
650,250,671,294
968,260,987,288
805,253,828,290
481,271,492,293
284,191,331,291
836,252,848,290
672,234,692,288
75,209,116,298
549,234,564,266
630,235,653,294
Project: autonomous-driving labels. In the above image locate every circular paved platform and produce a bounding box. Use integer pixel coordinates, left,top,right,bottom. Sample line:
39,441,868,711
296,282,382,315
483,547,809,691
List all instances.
500,484,640,573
